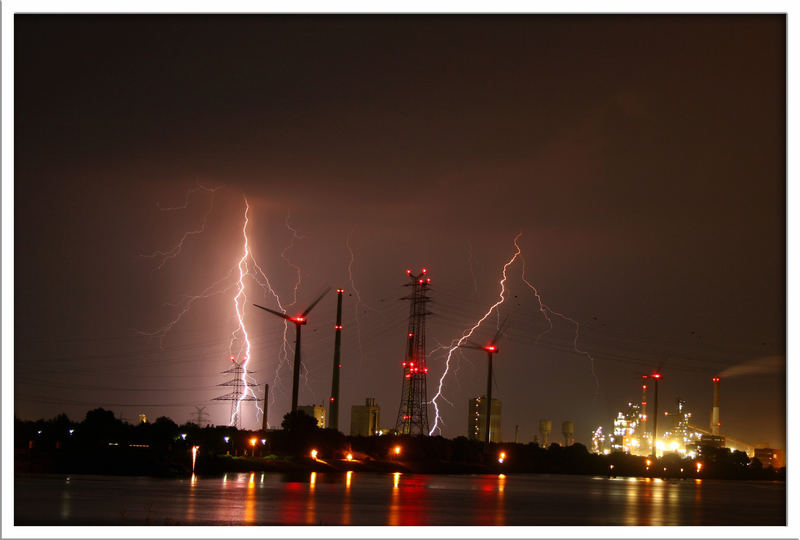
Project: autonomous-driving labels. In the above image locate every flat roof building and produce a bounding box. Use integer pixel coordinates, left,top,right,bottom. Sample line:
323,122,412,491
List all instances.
351,398,380,436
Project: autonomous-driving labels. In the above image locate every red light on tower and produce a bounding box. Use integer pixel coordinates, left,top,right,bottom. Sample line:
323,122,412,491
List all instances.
712,377,720,382
651,373,661,379
426,278,431,283
408,333,413,338
406,269,412,275
336,288,344,294
418,279,424,284
294,316,305,323
422,268,427,274
485,345,497,352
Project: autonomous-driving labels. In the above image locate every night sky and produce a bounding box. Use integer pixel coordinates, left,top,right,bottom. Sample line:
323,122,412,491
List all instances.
14,15,785,448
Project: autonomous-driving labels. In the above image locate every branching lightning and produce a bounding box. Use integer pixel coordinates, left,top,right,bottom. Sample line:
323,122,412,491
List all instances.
138,266,238,346
346,229,373,369
515,235,599,394
429,233,522,435
143,184,223,269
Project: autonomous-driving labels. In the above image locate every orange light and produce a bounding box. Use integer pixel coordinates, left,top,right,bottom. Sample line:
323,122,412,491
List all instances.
310,449,318,459
696,462,703,472
646,459,651,466
346,453,353,461
394,446,401,455
250,438,257,446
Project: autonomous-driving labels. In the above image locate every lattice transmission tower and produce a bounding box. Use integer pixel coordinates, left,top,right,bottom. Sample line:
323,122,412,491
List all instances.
213,355,259,429
395,268,432,435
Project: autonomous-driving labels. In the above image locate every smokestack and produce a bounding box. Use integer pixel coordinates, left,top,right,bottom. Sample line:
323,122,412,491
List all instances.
329,289,344,431
640,375,648,440
711,377,721,436
261,384,269,431
651,372,662,456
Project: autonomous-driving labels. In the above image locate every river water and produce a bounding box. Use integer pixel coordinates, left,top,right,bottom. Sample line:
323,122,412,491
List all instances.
15,471,785,526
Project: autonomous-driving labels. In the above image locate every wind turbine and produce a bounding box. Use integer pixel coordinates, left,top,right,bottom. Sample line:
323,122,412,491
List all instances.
253,288,331,414
461,317,508,446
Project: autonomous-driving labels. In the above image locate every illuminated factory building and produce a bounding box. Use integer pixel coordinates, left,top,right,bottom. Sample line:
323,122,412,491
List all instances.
297,405,326,428
350,398,380,436
468,396,501,443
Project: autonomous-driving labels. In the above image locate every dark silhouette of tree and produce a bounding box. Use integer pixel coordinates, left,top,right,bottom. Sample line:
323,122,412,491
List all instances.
281,411,318,432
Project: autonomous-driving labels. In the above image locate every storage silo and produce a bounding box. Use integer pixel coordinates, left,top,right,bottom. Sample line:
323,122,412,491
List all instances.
562,421,575,446
538,419,552,447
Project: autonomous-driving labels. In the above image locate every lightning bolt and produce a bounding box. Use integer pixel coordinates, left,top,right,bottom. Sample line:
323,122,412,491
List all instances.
345,230,373,370
281,213,314,397
281,210,304,308
142,184,223,269
229,198,261,425
429,233,522,436
155,183,221,211
515,235,600,395
248,243,292,427
137,265,238,346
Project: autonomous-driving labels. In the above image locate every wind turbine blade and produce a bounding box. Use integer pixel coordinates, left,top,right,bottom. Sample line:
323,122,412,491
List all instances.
253,304,292,321
492,315,510,345
302,287,331,317
458,344,484,351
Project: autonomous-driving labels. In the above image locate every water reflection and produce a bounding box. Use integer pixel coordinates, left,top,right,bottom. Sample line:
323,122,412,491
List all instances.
306,472,317,525
187,474,197,523
342,471,353,525
15,472,785,526
243,473,256,525
495,474,506,526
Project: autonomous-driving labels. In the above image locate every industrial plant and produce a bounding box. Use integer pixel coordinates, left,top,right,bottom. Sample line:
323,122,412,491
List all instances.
174,265,783,470
591,374,783,466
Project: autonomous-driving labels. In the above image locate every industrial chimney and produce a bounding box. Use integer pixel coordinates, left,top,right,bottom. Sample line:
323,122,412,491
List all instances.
711,377,721,436
561,421,574,446
329,289,344,431
538,419,552,447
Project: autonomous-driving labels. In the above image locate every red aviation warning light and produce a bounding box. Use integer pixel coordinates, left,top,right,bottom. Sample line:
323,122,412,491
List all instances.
336,288,344,294
406,269,412,275
335,325,342,329
422,268,427,274
712,377,720,382
293,316,305,323
485,345,497,352
229,355,236,362
651,373,662,379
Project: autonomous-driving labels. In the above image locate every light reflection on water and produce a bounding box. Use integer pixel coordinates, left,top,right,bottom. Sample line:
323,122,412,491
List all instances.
16,472,784,526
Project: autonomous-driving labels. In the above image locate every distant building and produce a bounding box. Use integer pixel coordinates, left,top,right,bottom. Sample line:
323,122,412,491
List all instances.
753,448,785,468
138,413,148,424
297,405,326,428
468,396,501,443
350,398,380,436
